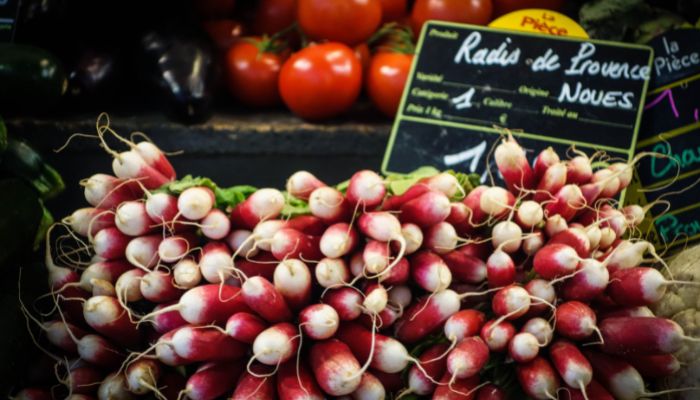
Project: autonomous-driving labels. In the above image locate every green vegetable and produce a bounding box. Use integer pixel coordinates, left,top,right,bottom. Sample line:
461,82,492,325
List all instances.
0,44,66,111
0,139,64,200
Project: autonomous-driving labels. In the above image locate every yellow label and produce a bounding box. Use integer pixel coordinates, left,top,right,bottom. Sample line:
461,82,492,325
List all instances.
489,9,588,38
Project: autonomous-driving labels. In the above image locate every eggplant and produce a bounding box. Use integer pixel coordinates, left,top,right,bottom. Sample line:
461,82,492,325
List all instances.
138,29,218,123
66,49,120,102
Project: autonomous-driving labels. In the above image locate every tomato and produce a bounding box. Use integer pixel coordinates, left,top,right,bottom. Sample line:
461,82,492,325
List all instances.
355,43,371,73
279,43,362,120
297,0,383,45
493,0,563,17
366,52,413,117
379,0,408,22
411,0,493,35
194,0,236,18
225,38,287,107
202,20,245,51
252,0,297,35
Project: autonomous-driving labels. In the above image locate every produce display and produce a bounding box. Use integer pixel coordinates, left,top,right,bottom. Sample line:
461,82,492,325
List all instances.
13,119,700,399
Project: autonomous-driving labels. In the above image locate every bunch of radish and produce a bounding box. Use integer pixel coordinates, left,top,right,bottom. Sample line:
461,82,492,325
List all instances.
16,129,698,400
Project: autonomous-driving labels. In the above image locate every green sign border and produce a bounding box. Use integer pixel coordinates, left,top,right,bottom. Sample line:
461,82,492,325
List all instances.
381,20,655,181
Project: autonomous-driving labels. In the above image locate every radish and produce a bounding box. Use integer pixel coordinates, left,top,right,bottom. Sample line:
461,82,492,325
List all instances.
336,322,413,374
286,170,326,200
242,276,292,323
352,372,386,400
486,250,516,287
346,170,386,208
310,339,363,396
300,303,340,340
560,258,609,302
65,365,104,395
323,287,363,321
177,186,215,221
172,258,202,289
285,215,326,235
399,223,423,255
491,220,523,253
622,204,644,227
533,162,567,203
379,257,410,285
522,230,545,256
157,233,198,263
77,334,123,368
115,201,154,236
172,326,247,362
139,270,182,303
200,209,231,240
545,184,585,221
83,295,141,347
155,329,188,366
369,370,403,394
231,363,276,399
534,147,561,181
145,192,180,229
607,267,697,306
406,343,450,396
585,225,602,249
422,172,463,197
277,361,325,400
382,183,431,211
600,306,654,319
79,259,131,292
494,135,535,193
444,310,486,343
479,186,515,219
480,320,515,352
446,336,490,379
516,357,560,400
315,257,350,288
442,251,487,284
492,285,532,319
424,222,459,254
566,155,592,185
132,141,176,180
599,316,693,355
604,240,652,273
43,320,86,354
320,223,358,258
509,332,541,363
544,214,568,237
125,359,160,395
143,284,250,325
68,207,115,237
549,339,592,391
184,361,243,400
549,228,590,258
93,227,130,260
395,289,461,343
625,354,680,378
524,279,556,316
533,243,579,279
308,186,351,224
560,380,613,400
270,228,322,261
358,212,406,275
410,251,453,293
584,350,661,400
555,301,600,341
273,259,312,310
608,162,633,189
591,169,621,199
199,242,233,283
112,150,170,189
399,190,451,228
252,322,300,366
98,373,133,400
125,234,161,270
362,283,388,315
447,202,471,229
388,285,412,309
516,200,544,230
363,240,390,275
476,384,506,400
152,301,187,334
598,227,616,250
433,373,480,400
522,317,553,346
226,229,259,258
226,312,267,343
462,185,489,226
90,275,116,295
83,173,141,209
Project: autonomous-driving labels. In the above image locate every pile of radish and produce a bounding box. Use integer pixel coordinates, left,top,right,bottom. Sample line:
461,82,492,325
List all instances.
16,129,700,400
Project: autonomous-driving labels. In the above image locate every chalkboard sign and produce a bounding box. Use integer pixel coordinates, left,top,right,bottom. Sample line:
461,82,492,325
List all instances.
633,29,700,250
382,21,653,187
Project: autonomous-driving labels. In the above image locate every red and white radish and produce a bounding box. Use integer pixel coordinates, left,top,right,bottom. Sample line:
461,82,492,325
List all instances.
486,250,516,288
549,339,592,391
533,243,579,279
323,287,363,321
172,258,202,289
516,357,560,400
93,227,130,260
252,322,300,366
286,170,326,201
494,135,535,193
115,201,154,236
509,332,541,363
83,173,141,209
177,186,215,221
522,317,553,346
308,186,351,224
346,170,386,208
68,207,115,237
533,162,567,203
320,222,358,258
242,276,292,323
395,289,461,343
400,190,451,228
300,303,339,340
83,295,141,347
277,361,325,400
125,234,161,270
200,209,231,240
599,316,691,355
555,301,600,341
446,336,490,379
185,361,243,400
310,339,363,396
172,326,247,362
410,251,453,293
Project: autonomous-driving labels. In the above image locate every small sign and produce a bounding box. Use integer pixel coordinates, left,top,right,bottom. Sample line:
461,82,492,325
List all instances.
489,9,589,39
382,21,653,191
0,0,19,42
633,29,700,250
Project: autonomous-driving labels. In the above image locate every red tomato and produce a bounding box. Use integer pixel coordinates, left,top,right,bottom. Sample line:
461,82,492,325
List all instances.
380,0,408,22
366,52,413,117
279,43,362,120
355,43,371,73
297,0,383,45
194,0,236,18
225,38,287,107
411,0,493,35
202,19,245,51
252,0,297,35
493,0,563,17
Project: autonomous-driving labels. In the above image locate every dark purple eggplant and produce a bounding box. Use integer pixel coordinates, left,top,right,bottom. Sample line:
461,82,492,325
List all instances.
138,30,218,123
